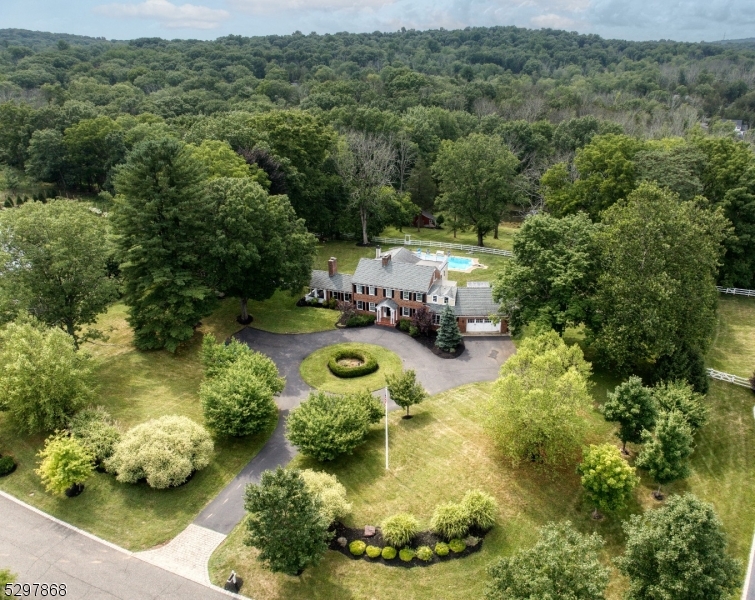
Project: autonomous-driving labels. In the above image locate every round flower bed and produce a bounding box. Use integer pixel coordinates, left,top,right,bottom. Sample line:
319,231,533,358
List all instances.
328,349,379,379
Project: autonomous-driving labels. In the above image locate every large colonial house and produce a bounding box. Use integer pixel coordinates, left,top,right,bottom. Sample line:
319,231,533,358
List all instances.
308,247,506,334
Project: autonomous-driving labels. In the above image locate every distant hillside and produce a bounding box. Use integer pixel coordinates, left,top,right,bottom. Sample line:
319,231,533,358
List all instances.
711,38,755,48
0,29,110,50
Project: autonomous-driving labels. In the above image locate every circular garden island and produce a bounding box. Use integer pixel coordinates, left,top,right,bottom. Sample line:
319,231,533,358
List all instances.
299,342,403,394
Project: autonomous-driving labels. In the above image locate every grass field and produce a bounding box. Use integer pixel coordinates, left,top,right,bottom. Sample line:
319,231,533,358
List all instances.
0,299,276,551
299,342,404,394
209,296,755,600
708,296,755,377
381,223,520,252
248,291,339,334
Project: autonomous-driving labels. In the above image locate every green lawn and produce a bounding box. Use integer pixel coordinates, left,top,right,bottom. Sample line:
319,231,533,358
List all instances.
210,295,755,600
381,222,519,252
299,343,404,394
708,296,755,377
0,299,275,551
248,291,338,334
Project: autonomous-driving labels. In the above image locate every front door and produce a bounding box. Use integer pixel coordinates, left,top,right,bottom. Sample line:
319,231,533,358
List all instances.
383,307,394,325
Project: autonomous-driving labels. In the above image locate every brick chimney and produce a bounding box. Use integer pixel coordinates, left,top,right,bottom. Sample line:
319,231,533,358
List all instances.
382,254,391,268
328,257,337,277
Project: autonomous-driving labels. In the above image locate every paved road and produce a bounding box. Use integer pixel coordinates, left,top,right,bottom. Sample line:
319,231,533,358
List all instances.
195,326,514,534
0,494,231,600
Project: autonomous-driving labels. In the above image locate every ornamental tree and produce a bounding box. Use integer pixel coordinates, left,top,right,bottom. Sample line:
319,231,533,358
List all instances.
435,305,462,352
578,443,639,519
112,137,217,352
487,330,592,468
299,469,352,527
36,434,94,497
616,494,740,600
0,200,117,347
285,392,371,461
602,376,657,454
485,521,609,600
635,410,694,499
386,369,427,417
244,467,329,575
652,380,708,434
0,319,93,434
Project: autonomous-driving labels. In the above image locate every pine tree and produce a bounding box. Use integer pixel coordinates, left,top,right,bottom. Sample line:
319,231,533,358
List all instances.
244,467,329,575
636,410,693,499
435,305,462,352
113,138,216,352
602,376,657,454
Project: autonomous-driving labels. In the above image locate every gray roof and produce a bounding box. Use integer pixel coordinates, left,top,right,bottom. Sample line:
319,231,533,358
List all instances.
376,298,398,310
428,287,500,317
310,270,353,293
382,247,421,264
352,257,438,293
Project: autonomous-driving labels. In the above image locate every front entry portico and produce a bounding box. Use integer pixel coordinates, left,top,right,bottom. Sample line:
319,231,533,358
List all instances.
376,298,398,326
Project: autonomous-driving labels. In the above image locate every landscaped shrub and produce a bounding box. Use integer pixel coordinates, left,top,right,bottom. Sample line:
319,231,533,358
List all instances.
106,415,214,489
349,540,366,556
434,542,450,556
408,325,419,337
0,455,16,476
416,546,433,561
327,349,378,378
380,513,420,547
399,548,416,562
366,545,381,558
461,489,498,531
345,314,376,328
67,407,120,465
398,319,411,332
448,538,466,553
431,502,470,540
300,469,352,526
350,390,384,425
200,359,277,437
381,546,397,560
325,298,338,310
286,392,371,461
35,434,94,497
202,335,285,392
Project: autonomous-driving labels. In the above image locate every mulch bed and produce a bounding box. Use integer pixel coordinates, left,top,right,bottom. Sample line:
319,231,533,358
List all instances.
400,331,465,359
328,522,487,568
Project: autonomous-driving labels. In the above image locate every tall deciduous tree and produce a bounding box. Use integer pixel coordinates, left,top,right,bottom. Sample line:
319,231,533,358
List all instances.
0,319,93,434
602,376,657,454
113,138,216,352
244,467,329,575
206,177,316,323
636,410,694,499
0,200,117,347
335,131,396,245
432,133,519,246
493,212,599,335
63,116,125,191
578,443,639,519
616,494,740,600
591,183,728,372
485,521,609,600
487,331,592,468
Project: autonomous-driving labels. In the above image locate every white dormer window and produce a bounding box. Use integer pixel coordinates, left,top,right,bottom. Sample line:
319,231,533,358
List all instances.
444,297,449,305
432,295,438,303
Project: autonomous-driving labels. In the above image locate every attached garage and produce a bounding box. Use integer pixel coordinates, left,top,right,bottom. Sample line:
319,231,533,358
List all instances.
465,317,500,333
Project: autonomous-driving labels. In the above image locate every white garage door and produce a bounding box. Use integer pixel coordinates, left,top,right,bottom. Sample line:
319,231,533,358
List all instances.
466,318,499,333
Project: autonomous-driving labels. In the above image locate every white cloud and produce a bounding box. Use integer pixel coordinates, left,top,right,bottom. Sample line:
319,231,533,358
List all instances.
93,0,229,29
530,12,580,28
229,0,396,15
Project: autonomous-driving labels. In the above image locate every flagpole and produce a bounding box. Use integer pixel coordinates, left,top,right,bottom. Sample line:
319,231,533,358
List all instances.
385,388,389,470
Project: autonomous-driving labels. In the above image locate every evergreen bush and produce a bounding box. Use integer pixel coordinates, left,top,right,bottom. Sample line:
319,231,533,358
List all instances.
399,548,416,562
366,545,381,558
434,542,450,556
380,513,420,547
0,455,16,476
349,540,366,556
449,538,466,553
381,546,397,560
327,349,378,378
435,305,462,352
416,546,433,561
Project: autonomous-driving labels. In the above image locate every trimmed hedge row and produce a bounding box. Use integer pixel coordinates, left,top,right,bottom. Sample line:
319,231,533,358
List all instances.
345,314,376,328
327,349,379,378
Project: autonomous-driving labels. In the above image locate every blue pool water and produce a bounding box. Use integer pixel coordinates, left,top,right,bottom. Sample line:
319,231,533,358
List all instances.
415,250,474,271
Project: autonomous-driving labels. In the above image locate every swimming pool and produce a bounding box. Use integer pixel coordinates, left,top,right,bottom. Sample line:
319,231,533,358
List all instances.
415,250,475,271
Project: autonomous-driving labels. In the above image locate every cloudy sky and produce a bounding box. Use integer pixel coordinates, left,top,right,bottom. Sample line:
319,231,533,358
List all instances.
3,0,754,43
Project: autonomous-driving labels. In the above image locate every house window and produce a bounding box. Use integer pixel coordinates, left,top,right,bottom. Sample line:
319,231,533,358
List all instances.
369,286,375,296
401,290,410,301
401,306,410,317
433,314,441,325
318,290,325,299
444,297,449,305
414,292,423,302
355,284,363,294
432,295,438,303
386,288,393,299
356,301,364,310
369,302,375,312
345,293,352,301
